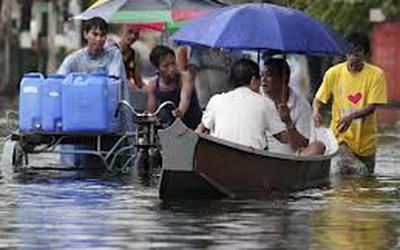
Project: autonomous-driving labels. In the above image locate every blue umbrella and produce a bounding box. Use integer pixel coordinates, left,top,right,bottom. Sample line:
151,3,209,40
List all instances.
172,3,349,55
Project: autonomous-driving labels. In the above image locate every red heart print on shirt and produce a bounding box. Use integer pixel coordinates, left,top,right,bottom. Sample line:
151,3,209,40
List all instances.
348,92,363,104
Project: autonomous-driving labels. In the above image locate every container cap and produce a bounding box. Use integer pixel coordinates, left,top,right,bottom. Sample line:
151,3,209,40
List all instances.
91,73,107,77
23,73,44,78
108,75,120,79
48,74,66,79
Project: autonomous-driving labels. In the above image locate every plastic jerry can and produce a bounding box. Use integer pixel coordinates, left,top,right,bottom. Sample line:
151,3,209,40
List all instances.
42,74,64,132
62,73,108,132
19,73,44,132
107,75,120,132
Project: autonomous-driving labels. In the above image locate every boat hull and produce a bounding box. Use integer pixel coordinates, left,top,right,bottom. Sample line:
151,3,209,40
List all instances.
159,119,335,200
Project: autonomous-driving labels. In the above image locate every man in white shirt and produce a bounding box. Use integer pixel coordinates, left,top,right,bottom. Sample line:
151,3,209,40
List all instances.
261,58,325,155
195,59,286,150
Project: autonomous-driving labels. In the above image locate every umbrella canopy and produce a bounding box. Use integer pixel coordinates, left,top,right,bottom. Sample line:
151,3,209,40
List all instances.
124,22,183,32
172,3,350,55
74,0,228,30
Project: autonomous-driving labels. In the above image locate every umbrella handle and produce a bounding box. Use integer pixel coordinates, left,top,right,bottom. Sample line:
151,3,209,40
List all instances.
280,54,288,104
281,83,286,104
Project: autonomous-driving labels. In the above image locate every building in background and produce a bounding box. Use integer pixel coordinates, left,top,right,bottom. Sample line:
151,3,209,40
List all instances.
0,0,82,94
370,9,400,124
0,0,21,93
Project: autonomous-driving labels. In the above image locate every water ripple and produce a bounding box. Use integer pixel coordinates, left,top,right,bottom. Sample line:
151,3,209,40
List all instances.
1,99,400,249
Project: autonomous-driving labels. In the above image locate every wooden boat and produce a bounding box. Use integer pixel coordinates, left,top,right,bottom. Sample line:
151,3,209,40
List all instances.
158,118,338,200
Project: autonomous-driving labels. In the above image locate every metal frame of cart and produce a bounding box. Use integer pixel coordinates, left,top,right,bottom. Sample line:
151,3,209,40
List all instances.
1,101,175,176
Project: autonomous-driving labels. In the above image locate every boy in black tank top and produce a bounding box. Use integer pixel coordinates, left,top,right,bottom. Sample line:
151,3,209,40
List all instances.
147,45,202,129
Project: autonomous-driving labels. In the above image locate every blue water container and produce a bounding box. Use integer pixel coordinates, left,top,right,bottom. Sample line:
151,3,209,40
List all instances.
19,73,44,132
42,74,64,132
107,75,120,132
62,73,108,132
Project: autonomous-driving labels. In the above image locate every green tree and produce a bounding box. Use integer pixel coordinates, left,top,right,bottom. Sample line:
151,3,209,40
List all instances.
232,0,400,35
289,0,400,35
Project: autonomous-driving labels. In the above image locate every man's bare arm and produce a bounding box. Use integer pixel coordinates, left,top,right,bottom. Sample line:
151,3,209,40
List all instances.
337,104,380,133
312,99,326,126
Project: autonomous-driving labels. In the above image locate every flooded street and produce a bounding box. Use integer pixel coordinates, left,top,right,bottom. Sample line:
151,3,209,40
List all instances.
1,96,400,249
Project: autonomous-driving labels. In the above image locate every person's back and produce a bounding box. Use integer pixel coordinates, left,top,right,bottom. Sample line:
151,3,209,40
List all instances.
198,59,286,149
205,87,280,149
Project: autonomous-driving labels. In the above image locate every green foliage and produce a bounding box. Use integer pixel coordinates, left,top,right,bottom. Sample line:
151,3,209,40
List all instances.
81,0,98,10
232,0,400,35
289,0,399,35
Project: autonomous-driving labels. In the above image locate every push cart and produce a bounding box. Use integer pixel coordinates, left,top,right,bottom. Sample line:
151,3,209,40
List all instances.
1,101,175,177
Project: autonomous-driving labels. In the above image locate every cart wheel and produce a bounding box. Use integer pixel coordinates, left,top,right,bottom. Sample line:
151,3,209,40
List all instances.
135,148,150,171
149,148,162,169
1,138,27,178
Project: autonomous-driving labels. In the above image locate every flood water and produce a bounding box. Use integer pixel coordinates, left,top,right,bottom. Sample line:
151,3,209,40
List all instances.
1,95,400,249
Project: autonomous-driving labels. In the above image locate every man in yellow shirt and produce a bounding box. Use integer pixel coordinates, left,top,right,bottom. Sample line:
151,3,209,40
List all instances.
312,32,387,174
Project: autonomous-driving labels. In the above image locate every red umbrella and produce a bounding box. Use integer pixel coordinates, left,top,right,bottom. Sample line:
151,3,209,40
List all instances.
74,0,229,31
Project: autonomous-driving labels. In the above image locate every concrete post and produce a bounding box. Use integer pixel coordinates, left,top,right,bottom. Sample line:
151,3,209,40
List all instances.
3,0,11,92
47,0,57,74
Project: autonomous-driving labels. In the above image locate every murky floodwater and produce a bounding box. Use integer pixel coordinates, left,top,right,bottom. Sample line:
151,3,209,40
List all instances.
1,95,400,249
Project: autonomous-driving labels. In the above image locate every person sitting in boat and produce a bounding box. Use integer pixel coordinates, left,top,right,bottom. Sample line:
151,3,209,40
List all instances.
195,58,287,150
261,57,325,155
147,45,202,130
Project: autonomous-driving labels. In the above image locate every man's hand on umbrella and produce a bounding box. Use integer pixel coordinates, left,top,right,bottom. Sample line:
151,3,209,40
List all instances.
277,103,292,127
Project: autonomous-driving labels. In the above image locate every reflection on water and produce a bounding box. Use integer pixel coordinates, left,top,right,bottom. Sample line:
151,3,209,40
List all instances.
0,96,16,158
377,133,400,176
1,95,400,249
310,177,399,250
